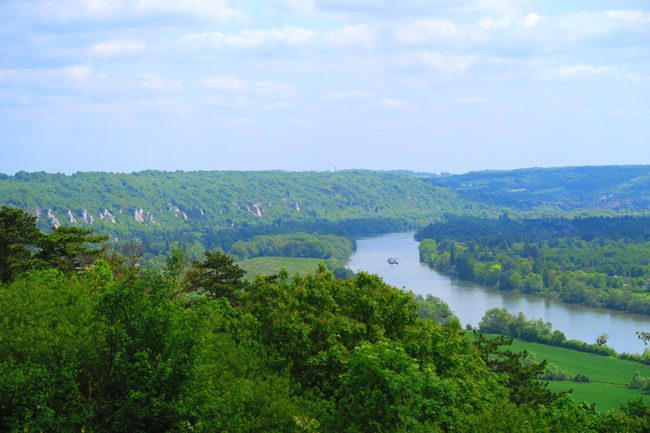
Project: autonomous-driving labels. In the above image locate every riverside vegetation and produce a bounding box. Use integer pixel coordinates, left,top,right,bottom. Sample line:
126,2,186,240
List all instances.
417,215,650,315
5,165,650,264
3,206,650,432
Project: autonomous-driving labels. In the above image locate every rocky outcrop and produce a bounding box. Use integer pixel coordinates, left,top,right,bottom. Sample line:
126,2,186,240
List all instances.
168,204,188,220
134,208,144,223
67,209,77,224
100,209,116,223
47,209,60,228
33,208,60,227
81,209,94,224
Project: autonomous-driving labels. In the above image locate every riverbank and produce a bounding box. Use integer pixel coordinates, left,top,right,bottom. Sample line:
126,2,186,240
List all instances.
347,232,650,354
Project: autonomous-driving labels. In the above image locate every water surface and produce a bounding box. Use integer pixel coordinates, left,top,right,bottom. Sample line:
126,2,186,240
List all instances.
347,232,650,354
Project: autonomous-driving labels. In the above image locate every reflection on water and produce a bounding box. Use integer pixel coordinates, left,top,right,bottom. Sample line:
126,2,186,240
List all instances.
347,232,650,354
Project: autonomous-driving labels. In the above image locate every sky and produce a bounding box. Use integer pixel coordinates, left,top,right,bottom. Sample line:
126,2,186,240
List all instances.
0,0,649,175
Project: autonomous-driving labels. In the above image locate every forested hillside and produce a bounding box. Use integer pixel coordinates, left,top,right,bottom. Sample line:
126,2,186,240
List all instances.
432,165,650,211
0,170,486,255
2,208,650,432
417,216,650,314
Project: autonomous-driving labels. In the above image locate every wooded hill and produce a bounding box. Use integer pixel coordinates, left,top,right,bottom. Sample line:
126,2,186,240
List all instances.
0,170,488,255
432,165,650,211
4,166,650,257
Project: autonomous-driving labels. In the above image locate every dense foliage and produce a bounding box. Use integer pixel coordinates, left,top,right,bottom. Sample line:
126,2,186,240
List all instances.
413,294,457,326
0,170,487,259
418,216,650,314
3,208,650,431
478,308,616,357
0,206,106,283
230,232,354,269
432,165,650,211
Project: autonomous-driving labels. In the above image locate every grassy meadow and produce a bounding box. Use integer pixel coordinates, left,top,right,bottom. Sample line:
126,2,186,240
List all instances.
507,338,650,411
238,256,324,280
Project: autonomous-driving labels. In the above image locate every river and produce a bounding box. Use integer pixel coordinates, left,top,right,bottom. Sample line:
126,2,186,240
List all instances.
346,232,650,354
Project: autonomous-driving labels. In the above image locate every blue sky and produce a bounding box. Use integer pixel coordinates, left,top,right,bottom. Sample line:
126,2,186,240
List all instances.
0,0,648,174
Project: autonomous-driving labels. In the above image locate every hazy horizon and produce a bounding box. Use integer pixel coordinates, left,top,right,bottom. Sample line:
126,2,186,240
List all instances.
1,0,649,174
5,163,650,177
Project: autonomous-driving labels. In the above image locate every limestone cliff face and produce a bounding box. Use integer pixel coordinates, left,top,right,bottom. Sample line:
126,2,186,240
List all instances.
252,203,263,217
100,209,116,223
134,208,144,223
35,208,60,228
67,209,77,224
26,197,310,229
33,206,168,225
168,204,188,220
81,209,94,224
46,209,60,228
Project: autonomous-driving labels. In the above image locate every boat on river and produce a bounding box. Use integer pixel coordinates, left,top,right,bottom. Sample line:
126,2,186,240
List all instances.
387,257,399,265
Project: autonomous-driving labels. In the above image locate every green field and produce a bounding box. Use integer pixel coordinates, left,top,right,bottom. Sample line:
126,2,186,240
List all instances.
238,256,324,280
506,338,650,411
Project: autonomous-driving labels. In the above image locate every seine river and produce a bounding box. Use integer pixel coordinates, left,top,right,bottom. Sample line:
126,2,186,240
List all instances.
347,232,650,354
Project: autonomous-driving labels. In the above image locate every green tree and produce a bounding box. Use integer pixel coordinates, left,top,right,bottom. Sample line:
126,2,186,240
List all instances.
0,270,94,432
473,332,559,406
478,307,513,335
414,294,456,325
336,342,439,433
0,206,44,283
92,272,195,432
186,250,246,302
629,370,646,389
37,226,107,274
596,333,609,347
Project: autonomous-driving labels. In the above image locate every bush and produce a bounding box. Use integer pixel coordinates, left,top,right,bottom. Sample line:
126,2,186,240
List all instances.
573,374,590,383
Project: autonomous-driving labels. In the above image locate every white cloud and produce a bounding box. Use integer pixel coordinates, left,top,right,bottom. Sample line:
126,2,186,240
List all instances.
139,73,182,92
90,40,146,57
628,73,650,85
380,97,411,109
229,27,317,47
417,52,474,73
181,26,317,49
56,65,92,82
289,117,315,126
272,0,317,14
605,10,650,25
395,19,459,43
17,0,243,22
453,96,488,104
254,81,296,99
324,24,375,48
200,75,249,92
544,64,617,80
0,66,92,87
457,0,522,15
478,15,514,30
213,115,255,126
0,69,17,83
324,89,374,101
522,12,541,28
478,12,541,30
199,75,298,101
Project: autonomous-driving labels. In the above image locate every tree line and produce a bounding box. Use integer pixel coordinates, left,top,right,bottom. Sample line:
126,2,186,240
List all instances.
418,216,650,315
2,206,650,432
